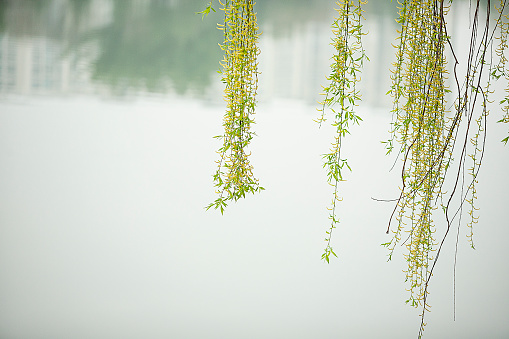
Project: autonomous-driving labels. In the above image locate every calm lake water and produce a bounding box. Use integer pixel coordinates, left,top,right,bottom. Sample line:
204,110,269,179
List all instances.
0,1,508,338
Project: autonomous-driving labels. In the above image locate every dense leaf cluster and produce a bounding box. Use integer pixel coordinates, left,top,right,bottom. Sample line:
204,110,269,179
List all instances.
207,0,264,213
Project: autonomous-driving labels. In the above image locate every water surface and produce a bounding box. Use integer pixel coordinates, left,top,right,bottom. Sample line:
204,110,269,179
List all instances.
0,1,508,338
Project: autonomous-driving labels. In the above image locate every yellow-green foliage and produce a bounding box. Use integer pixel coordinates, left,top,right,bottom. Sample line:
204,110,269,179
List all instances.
383,0,509,336
385,0,450,312
317,0,367,263
495,0,509,144
207,0,263,213
200,0,509,337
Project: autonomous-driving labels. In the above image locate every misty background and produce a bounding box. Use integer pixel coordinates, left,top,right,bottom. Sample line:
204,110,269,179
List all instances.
0,1,508,338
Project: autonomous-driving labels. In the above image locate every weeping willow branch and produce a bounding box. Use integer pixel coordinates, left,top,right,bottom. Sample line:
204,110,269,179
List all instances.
381,0,508,337
495,0,509,144
317,0,367,263
206,0,263,214
200,0,508,336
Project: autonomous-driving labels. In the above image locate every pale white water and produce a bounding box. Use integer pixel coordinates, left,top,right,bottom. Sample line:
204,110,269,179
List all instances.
0,1,508,338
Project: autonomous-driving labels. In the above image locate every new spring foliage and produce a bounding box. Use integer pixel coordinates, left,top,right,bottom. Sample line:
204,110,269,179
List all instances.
382,0,508,336
317,0,367,263
207,0,263,214
496,0,509,144
384,0,450,314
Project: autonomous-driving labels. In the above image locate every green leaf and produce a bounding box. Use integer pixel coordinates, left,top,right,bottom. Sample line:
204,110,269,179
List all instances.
195,2,216,20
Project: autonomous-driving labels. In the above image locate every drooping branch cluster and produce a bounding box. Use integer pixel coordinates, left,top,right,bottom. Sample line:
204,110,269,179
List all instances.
207,0,263,213
316,0,367,263
495,0,509,144
383,0,508,336
201,0,508,336
384,0,450,312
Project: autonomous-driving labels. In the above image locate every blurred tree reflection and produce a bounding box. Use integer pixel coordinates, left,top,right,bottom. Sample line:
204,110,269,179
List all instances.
0,0,6,33
0,0,401,96
78,0,222,95
0,0,49,37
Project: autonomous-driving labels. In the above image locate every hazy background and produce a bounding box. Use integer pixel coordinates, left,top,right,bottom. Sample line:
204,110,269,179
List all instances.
0,1,508,338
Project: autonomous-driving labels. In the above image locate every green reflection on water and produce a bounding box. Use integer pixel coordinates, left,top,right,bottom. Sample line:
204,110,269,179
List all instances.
0,0,399,97
82,0,222,95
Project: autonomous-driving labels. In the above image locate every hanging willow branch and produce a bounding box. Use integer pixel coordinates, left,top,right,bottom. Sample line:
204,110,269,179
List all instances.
206,0,263,213
200,0,508,336
317,0,367,263
495,0,509,144
381,0,508,337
